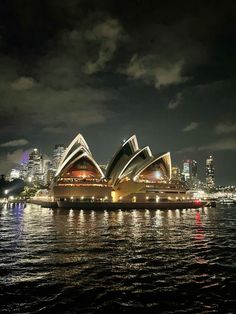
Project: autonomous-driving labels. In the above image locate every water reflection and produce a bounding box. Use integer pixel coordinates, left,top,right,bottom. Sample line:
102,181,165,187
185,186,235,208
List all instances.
117,209,124,224
0,205,235,313
195,210,205,240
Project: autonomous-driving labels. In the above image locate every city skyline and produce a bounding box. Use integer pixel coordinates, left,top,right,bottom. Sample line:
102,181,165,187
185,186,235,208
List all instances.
5,136,220,188
0,1,236,185
0,132,234,186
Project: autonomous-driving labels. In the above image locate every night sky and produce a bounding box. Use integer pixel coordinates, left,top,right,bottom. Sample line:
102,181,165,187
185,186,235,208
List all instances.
0,0,236,184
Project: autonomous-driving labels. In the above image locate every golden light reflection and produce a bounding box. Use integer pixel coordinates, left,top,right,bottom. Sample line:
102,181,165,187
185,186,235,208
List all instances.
175,209,180,219
90,210,95,219
90,210,96,228
79,209,85,226
103,210,109,227
154,209,162,227
144,209,150,221
117,209,124,224
167,209,173,219
131,209,140,239
69,209,74,220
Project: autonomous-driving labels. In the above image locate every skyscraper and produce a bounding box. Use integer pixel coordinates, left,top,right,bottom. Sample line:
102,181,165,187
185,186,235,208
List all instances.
19,162,28,180
182,160,191,182
52,144,65,172
206,155,215,189
28,148,43,183
191,160,198,179
181,160,199,188
9,169,20,180
42,159,52,185
19,152,29,180
190,160,200,189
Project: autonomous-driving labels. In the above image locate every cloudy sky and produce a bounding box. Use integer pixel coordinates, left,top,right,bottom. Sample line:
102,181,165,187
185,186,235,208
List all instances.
0,0,236,184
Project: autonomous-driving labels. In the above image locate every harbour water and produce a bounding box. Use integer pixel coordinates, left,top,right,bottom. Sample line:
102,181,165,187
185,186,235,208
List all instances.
0,204,235,313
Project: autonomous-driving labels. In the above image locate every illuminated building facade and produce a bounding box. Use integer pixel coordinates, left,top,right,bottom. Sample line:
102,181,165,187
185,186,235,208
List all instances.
206,155,215,189
106,135,186,202
191,160,198,179
53,134,112,201
9,169,20,180
182,160,191,182
53,133,187,202
27,149,44,183
19,153,29,180
171,166,181,181
181,159,199,188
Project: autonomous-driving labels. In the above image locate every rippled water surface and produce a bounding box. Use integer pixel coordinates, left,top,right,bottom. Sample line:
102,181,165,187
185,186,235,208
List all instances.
0,204,236,313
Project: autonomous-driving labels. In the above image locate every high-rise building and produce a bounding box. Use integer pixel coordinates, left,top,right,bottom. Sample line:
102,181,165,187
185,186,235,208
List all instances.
19,162,28,180
42,159,52,185
172,166,181,181
190,160,200,189
19,152,29,180
52,144,65,172
191,160,197,179
182,160,191,182
206,155,215,189
181,160,200,188
28,148,43,183
9,168,20,180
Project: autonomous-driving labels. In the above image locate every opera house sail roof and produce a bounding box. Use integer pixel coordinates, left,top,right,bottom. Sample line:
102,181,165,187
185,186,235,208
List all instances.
105,136,172,186
52,132,188,204
55,133,104,181
113,146,152,185
106,135,139,184
55,132,172,187
133,152,172,182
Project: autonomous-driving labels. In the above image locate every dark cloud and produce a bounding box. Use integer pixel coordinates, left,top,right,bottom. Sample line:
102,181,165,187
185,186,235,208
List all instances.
0,148,29,174
215,121,236,134
0,139,28,147
199,138,236,151
182,122,199,132
0,0,236,184
84,18,124,74
125,55,187,88
0,81,113,133
11,77,35,90
176,146,196,154
168,92,182,110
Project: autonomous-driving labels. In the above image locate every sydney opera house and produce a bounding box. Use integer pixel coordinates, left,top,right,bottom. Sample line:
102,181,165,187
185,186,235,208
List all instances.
53,133,187,203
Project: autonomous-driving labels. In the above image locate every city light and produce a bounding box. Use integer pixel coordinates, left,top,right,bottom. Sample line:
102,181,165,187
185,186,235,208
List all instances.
0,4,235,313
2,130,234,208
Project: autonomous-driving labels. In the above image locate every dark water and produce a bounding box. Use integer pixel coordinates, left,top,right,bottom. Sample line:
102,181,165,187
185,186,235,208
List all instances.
0,204,236,313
